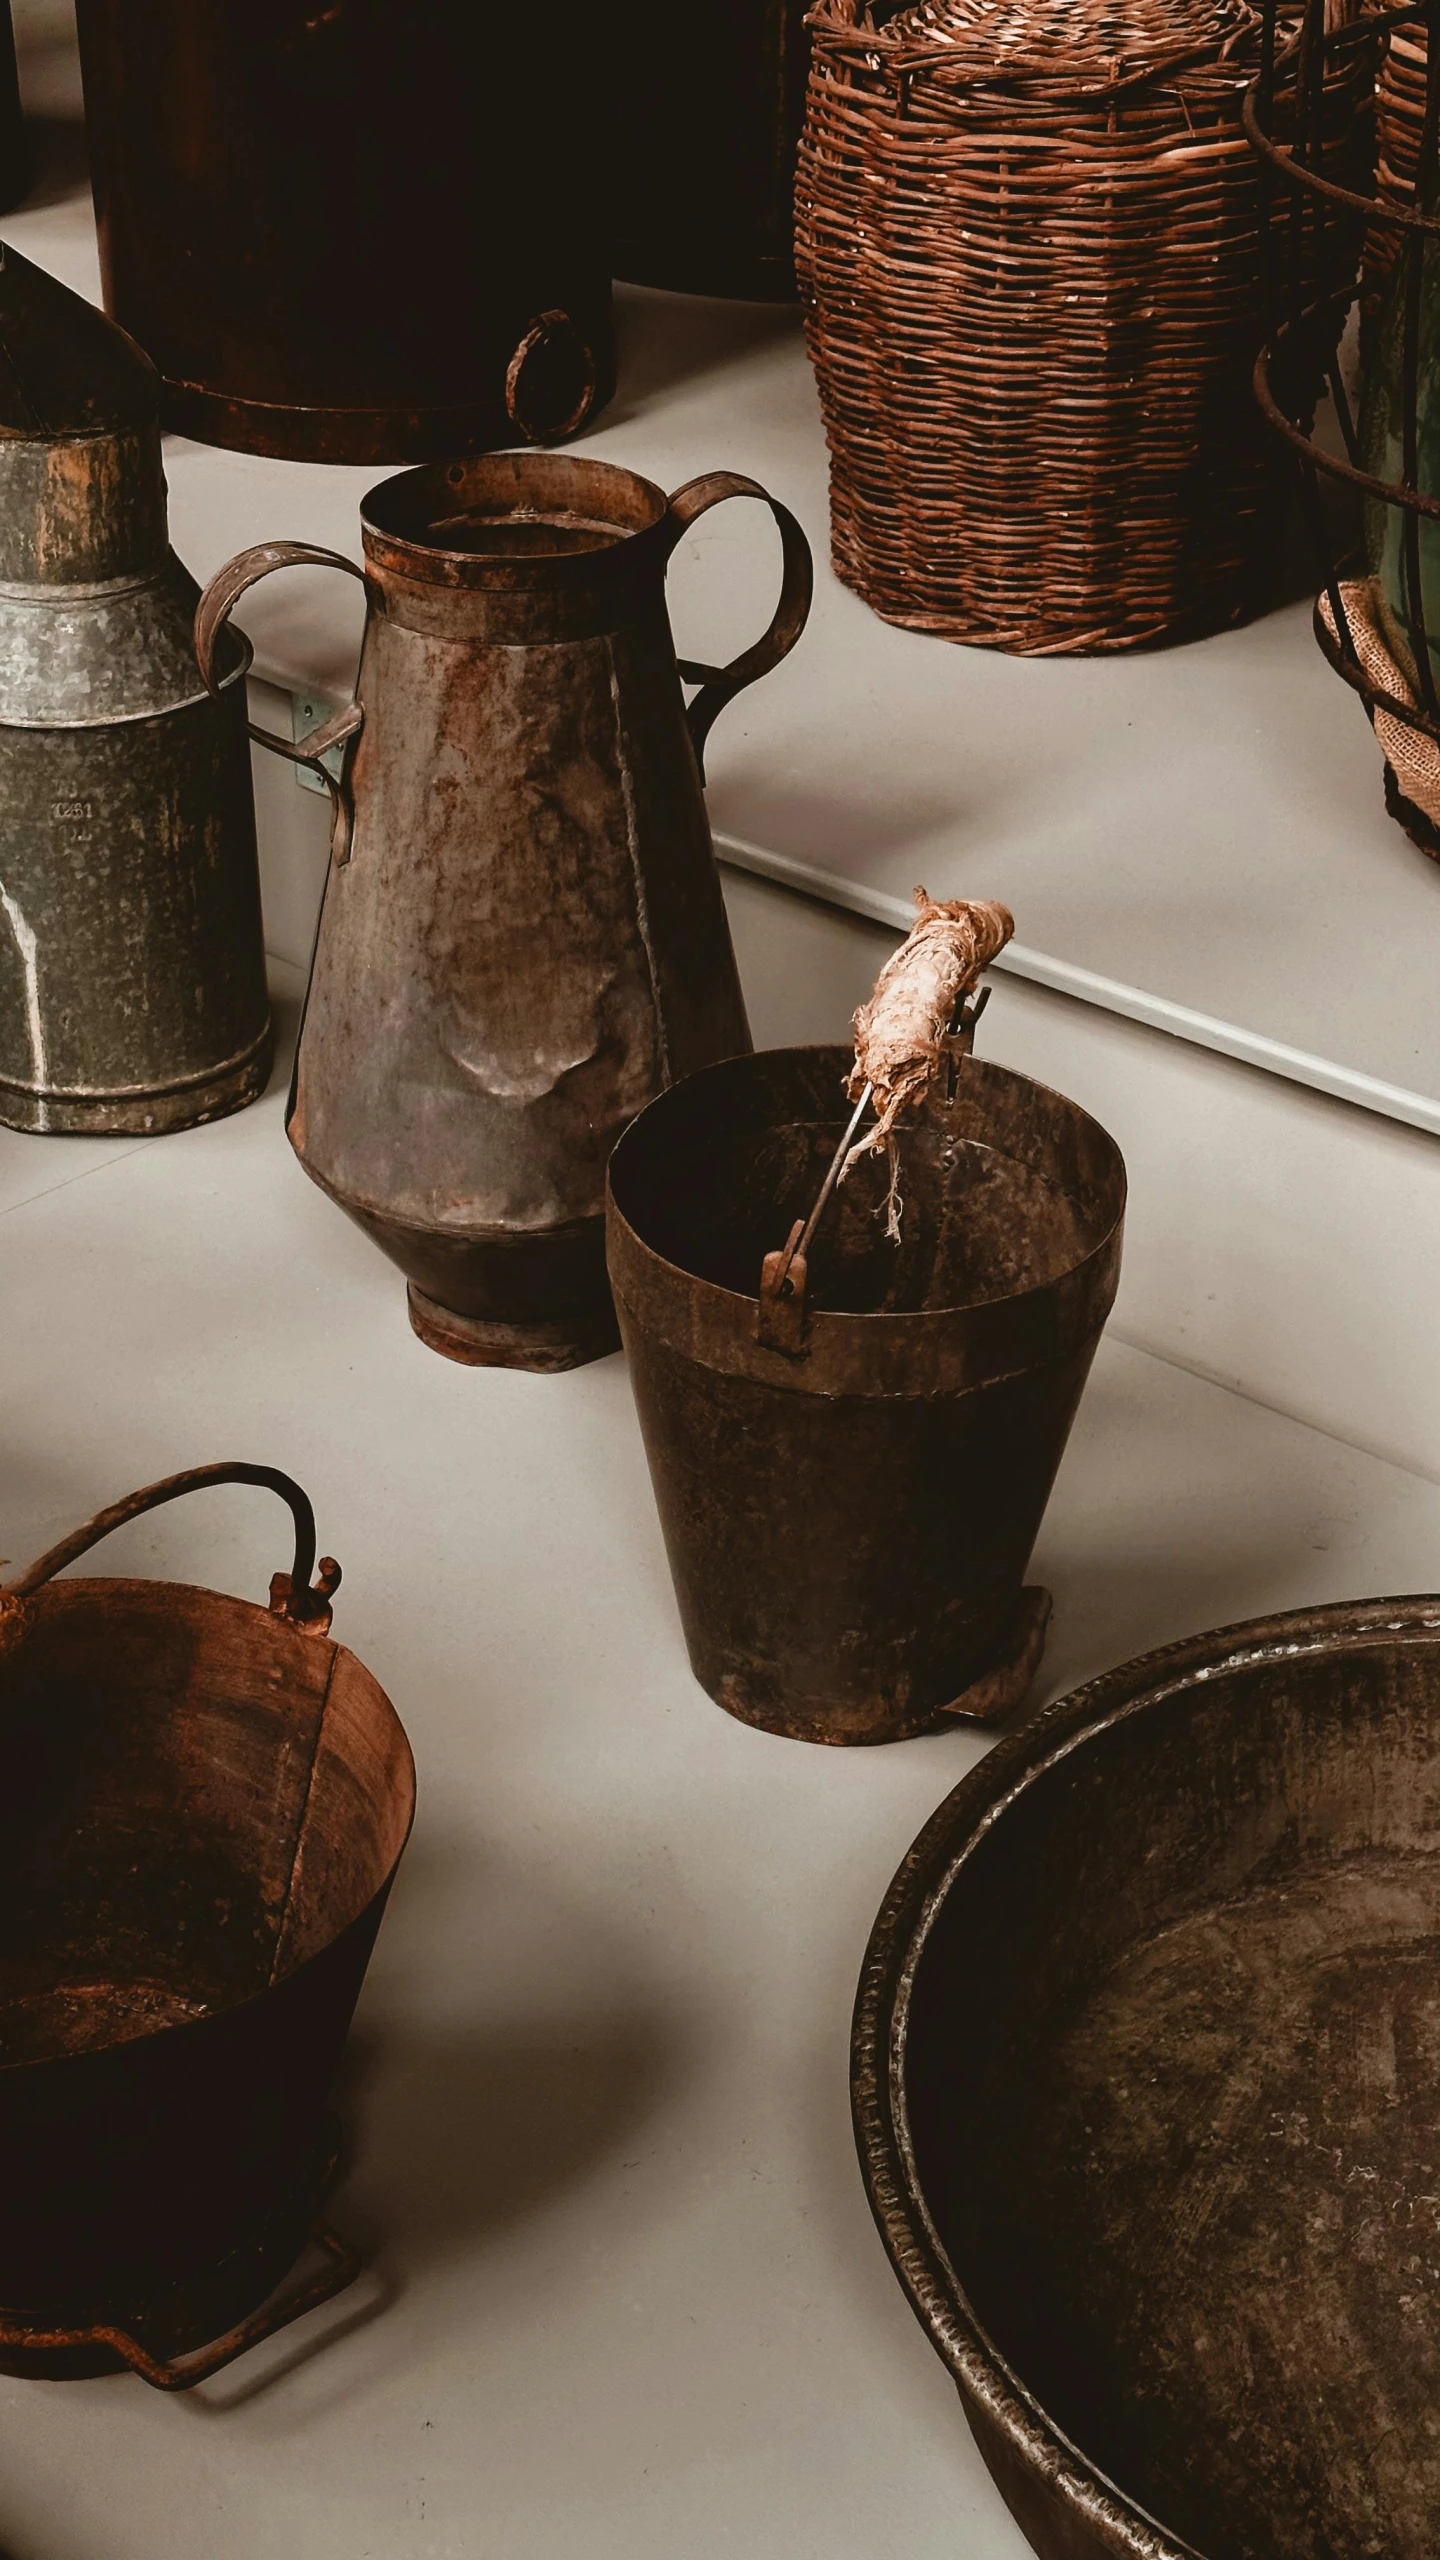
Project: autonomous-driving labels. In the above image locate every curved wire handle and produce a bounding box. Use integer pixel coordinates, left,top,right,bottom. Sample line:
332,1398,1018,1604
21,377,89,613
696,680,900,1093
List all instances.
2,1462,340,1630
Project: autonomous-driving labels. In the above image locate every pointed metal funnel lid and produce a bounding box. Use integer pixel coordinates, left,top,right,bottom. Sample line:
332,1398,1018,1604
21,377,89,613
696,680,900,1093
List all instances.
0,238,158,440
0,241,170,586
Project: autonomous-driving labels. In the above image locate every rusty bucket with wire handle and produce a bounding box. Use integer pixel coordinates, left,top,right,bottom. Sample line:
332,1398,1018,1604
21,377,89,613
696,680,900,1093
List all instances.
607,1044,1126,1746
0,1463,414,2388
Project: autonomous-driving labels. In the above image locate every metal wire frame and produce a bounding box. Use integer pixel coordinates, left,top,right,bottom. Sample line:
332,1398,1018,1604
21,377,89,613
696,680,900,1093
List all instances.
1248,0,1440,788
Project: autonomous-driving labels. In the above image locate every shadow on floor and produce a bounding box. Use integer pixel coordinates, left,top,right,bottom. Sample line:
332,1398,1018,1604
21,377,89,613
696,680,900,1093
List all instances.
178,1998,685,2414
337,1999,682,2277
604,282,803,428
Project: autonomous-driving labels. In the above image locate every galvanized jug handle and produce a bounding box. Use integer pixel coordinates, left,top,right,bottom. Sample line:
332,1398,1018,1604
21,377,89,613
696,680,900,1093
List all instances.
0,1461,341,1634
665,472,814,780
194,544,367,866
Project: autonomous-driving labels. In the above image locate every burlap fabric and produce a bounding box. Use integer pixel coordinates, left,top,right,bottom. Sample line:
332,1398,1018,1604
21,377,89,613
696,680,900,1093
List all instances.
1319,578,1440,832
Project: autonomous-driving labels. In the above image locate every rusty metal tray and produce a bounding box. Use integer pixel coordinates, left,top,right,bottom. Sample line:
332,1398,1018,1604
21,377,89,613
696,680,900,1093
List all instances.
855,1597,1440,2560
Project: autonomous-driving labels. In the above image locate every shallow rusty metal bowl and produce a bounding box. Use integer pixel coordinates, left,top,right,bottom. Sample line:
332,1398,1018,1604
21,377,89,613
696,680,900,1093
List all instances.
0,1463,414,2389
608,1046,1124,1746
855,1597,1440,2560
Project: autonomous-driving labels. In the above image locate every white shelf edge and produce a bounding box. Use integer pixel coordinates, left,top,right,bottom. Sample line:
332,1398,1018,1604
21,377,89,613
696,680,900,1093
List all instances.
246,653,1440,1142
714,830,1440,1141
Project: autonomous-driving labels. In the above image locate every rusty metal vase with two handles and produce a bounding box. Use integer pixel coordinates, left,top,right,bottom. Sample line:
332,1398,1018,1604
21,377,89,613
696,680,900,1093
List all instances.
196,453,812,1369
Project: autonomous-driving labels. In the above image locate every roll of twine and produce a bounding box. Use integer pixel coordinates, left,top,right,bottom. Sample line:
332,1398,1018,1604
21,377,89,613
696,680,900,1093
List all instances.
796,0,1377,654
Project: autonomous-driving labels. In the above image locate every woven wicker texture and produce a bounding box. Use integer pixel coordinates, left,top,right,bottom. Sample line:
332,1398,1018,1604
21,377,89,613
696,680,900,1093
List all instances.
1364,19,1423,322
796,0,1374,652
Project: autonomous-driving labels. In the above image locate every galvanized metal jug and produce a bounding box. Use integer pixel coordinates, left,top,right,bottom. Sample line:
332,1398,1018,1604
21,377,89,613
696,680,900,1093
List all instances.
196,451,812,1370
0,245,270,1135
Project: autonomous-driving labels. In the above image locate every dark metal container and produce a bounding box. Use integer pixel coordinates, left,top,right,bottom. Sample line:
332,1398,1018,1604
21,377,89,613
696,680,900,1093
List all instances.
195,452,812,1372
0,3,31,217
854,1595,1440,2560
606,1046,1125,1745
0,244,269,1136
610,0,811,299
73,0,615,463
0,1462,414,2390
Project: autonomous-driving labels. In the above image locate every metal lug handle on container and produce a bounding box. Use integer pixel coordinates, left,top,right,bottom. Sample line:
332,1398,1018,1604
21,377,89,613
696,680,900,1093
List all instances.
505,308,599,445
0,1462,341,1637
194,543,367,865
665,472,814,780
0,2222,363,2393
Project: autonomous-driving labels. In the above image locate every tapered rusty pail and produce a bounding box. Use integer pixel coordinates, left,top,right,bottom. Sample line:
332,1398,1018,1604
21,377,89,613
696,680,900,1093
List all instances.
0,1464,414,2389
607,1048,1125,1745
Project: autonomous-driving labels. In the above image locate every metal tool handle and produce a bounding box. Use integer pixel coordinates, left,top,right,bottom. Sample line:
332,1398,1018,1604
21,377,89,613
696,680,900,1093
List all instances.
194,543,368,865
665,471,814,779
1,1462,341,1632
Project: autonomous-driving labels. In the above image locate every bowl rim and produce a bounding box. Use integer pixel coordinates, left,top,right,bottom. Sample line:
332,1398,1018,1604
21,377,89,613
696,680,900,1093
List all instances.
851,1590,1440,2560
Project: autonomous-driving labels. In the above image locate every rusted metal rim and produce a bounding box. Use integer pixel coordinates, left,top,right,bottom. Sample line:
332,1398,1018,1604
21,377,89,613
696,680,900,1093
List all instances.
852,1593,1440,2560
360,450,673,590
157,376,616,469
607,1049,1127,1400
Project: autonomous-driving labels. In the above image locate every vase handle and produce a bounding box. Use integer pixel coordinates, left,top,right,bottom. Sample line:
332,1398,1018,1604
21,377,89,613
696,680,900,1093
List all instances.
664,472,814,780
195,543,368,866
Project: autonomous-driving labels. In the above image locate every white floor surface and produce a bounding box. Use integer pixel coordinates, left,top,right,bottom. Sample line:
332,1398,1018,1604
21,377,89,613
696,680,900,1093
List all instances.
0,970,1437,2559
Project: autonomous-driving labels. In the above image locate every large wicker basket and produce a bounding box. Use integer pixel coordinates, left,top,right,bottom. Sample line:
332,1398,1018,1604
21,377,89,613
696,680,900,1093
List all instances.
796,0,1374,654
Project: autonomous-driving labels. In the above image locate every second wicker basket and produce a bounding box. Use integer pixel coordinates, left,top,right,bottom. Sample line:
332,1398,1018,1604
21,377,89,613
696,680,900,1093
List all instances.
796,0,1374,654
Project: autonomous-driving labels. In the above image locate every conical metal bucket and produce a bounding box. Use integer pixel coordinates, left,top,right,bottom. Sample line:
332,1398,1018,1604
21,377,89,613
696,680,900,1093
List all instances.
0,1464,414,2388
607,1047,1125,1745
